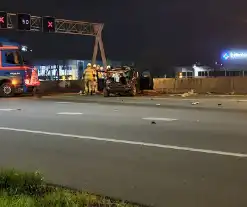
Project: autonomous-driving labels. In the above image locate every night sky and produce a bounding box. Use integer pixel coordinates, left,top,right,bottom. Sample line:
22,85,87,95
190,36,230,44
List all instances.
1,0,247,73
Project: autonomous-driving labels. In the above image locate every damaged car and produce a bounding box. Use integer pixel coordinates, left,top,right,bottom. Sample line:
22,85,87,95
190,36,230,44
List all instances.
103,66,139,97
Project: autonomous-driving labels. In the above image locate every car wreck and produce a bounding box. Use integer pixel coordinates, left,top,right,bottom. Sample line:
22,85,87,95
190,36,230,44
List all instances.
103,66,138,97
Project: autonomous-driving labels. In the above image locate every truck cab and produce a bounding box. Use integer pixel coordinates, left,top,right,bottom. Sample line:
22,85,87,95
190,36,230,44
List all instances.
0,39,40,97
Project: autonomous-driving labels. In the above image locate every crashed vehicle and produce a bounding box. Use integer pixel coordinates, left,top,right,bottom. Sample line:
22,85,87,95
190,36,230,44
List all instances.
103,66,139,97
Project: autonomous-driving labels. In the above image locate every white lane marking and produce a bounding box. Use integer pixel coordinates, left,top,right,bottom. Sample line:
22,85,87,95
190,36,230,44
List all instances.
142,117,178,121
0,127,246,158
57,112,83,115
237,100,247,102
56,102,72,104
0,109,19,111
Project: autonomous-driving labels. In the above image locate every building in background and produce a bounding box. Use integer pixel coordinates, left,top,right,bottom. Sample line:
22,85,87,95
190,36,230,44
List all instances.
172,50,247,78
174,66,194,78
174,63,214,78
221,50,247,76
33,59,123,81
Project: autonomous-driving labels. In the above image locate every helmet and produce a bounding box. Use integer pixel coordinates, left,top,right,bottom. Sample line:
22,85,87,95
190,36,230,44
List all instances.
93,64,97,68
87,63,91,67
100,66,103,70
107,65,111,69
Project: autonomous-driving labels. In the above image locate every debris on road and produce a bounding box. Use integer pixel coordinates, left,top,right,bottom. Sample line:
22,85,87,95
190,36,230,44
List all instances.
181,93,189,98
181,89,197,97
218,103,222,106
156,104,161,106
151,121,156,124
191,102,199,105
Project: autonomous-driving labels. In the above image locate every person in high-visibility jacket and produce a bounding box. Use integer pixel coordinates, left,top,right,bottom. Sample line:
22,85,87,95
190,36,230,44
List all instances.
83,63,94,95
92,64,98,94
97,66,105,91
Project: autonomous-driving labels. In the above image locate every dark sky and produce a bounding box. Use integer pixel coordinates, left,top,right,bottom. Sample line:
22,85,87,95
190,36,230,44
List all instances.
1,0,247,70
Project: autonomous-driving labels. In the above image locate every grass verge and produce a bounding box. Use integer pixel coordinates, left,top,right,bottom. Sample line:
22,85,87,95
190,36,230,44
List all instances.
0,169,143,207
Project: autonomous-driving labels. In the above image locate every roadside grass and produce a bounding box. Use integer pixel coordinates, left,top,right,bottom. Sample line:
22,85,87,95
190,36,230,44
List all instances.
0,169,142,207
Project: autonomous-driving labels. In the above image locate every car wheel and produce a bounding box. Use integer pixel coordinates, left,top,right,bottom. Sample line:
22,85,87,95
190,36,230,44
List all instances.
34,87,44,98
103,88,109,97
130,86,137,96
0,83,14,97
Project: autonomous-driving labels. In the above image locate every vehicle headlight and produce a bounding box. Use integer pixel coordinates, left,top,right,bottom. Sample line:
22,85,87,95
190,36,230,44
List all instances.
12,79,18,85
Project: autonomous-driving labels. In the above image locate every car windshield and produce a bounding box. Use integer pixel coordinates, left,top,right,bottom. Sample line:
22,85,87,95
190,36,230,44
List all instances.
5,50,24,65
16,51,24,65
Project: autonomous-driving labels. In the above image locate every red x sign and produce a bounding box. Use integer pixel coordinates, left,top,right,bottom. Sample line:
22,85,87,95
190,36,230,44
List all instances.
48,21,53,28
0,17,4,23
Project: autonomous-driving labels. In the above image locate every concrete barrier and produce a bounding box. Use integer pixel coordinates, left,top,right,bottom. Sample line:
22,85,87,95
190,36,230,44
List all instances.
153,78,175,93
232,77,247,94
153,77,247,94
40,80,83,94
40,77,247,95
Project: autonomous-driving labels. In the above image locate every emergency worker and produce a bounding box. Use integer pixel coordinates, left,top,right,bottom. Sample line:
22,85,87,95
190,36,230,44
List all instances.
92,64,98,94
98,66,105,91
92,64,97,70
83,63,94,95
98,66,104,79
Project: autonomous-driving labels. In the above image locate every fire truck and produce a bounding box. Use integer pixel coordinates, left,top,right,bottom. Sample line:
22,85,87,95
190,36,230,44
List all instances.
0,38,40,97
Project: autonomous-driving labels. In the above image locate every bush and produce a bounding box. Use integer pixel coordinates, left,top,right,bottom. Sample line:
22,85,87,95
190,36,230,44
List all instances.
0,169,45,196
0,169,143,207
0,194,36,207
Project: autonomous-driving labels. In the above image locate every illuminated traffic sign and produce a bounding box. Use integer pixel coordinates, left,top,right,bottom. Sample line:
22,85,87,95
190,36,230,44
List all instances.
17,13,31,30
42,16,55,32
0,11,7,29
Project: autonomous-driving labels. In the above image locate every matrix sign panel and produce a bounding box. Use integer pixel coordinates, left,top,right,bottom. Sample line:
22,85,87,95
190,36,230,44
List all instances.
42,16,55,32
17,13,31,30
0,11,7,29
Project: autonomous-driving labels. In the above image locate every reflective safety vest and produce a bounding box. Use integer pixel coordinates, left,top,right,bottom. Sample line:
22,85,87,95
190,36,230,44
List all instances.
83,67,94,81
93,69,97,81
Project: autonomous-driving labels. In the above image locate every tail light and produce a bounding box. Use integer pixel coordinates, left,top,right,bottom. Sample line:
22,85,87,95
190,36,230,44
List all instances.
24,68,40,86
25,79,30,85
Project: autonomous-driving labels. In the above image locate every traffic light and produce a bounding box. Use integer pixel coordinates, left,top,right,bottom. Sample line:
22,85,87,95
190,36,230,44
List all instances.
42,16,55,32
17,13,31,30
0,11,7,29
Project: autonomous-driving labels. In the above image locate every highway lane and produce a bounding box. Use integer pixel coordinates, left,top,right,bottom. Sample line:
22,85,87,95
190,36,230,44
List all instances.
0,98,247,206
42,94,247,111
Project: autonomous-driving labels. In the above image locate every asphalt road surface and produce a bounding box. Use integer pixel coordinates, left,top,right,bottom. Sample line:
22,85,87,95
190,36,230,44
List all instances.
0,97,247,207
43,94,247,112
